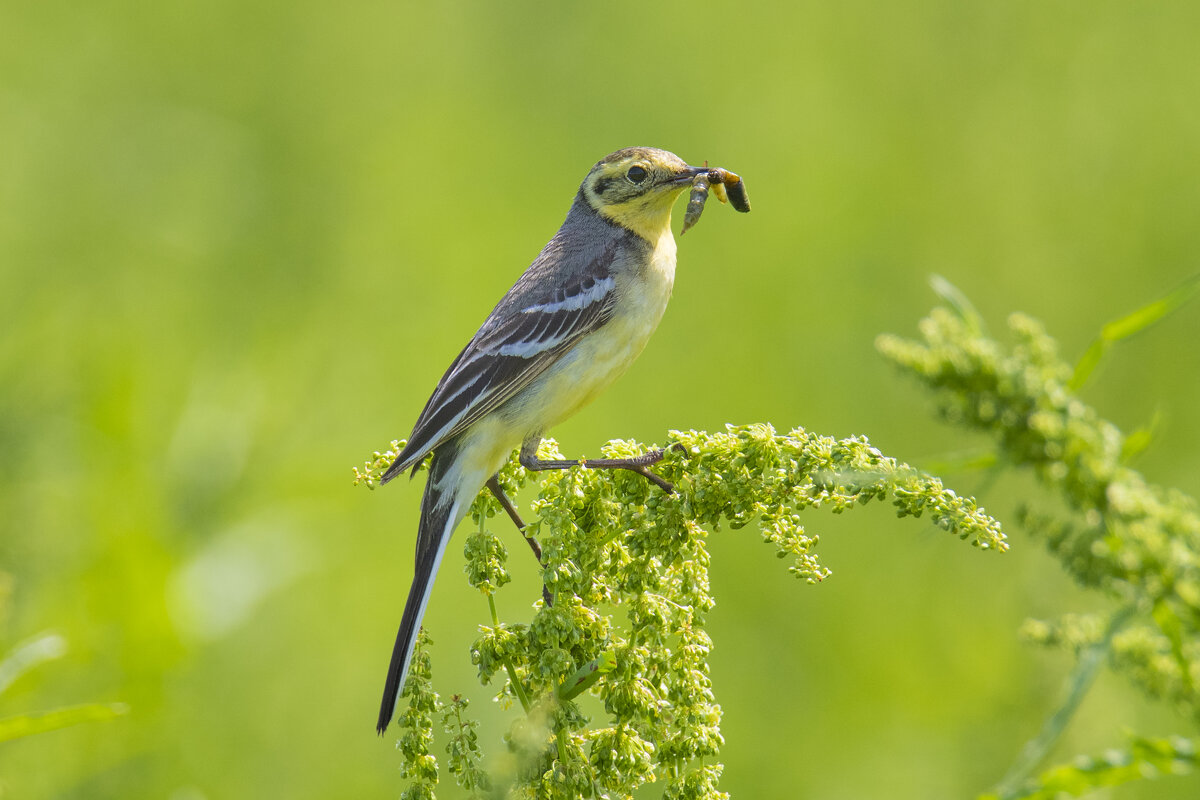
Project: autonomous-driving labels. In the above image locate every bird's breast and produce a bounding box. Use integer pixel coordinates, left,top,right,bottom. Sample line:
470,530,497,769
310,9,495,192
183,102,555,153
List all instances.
508,228,678,435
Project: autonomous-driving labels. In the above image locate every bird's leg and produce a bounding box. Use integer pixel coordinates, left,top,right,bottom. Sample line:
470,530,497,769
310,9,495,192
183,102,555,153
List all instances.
486,475,533,550
519,439,675,494
485,475,553,608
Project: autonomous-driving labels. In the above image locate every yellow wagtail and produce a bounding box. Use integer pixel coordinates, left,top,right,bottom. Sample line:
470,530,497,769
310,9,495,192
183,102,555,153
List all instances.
375,147,749,733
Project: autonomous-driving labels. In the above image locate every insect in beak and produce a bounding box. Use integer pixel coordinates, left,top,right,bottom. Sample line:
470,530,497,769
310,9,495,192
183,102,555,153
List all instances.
680,166,751,235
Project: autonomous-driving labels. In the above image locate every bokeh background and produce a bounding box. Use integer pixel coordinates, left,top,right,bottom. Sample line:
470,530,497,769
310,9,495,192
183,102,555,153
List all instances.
3,1,1199,797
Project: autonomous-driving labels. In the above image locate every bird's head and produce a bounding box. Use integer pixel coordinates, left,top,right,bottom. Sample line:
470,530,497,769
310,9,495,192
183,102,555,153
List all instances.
580,147,706,242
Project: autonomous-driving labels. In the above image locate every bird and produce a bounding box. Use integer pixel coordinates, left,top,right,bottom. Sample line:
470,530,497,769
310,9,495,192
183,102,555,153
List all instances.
375,146,749,733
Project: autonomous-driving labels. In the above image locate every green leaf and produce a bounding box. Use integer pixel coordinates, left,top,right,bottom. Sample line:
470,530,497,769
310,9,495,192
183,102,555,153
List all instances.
1101,274,1200,341
1070,274,1200,389
557,650,616,702
984,733,1198,800
929,274,985,333
0,632,67,697
1121,409,1162,463
0,703,129,743
1068,340,1108,392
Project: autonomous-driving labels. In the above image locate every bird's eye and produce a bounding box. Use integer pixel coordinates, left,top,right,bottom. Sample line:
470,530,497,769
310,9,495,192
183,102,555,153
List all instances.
626,165,648,184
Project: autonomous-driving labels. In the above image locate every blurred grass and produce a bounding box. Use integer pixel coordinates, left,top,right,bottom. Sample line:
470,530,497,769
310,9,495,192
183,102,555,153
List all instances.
2,0,1198,797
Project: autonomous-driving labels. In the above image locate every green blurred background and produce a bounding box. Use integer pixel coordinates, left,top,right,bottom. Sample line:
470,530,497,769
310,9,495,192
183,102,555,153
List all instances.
3,1,1199,797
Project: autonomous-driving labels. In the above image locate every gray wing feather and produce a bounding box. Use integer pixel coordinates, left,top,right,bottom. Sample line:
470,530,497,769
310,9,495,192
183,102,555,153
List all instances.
382,239,620,479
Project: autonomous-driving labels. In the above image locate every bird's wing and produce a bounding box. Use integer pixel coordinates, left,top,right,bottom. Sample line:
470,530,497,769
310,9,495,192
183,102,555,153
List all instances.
388,242,620,473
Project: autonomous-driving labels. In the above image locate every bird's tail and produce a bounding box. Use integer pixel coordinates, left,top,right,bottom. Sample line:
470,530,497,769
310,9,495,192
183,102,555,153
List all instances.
376,441,470,734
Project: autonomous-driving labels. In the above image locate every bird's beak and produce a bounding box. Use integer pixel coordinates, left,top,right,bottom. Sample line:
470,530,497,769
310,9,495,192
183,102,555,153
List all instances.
674,165,709,184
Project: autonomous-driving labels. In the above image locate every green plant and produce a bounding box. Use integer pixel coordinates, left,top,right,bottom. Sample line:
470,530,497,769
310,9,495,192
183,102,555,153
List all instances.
877,276,1200,799
0,584,128,746
356,422,1005,798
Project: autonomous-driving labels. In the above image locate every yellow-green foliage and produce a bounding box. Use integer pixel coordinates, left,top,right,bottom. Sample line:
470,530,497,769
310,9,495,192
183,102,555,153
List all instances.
358,425,1004,798
979,734,1197,800
879,288,1200,800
